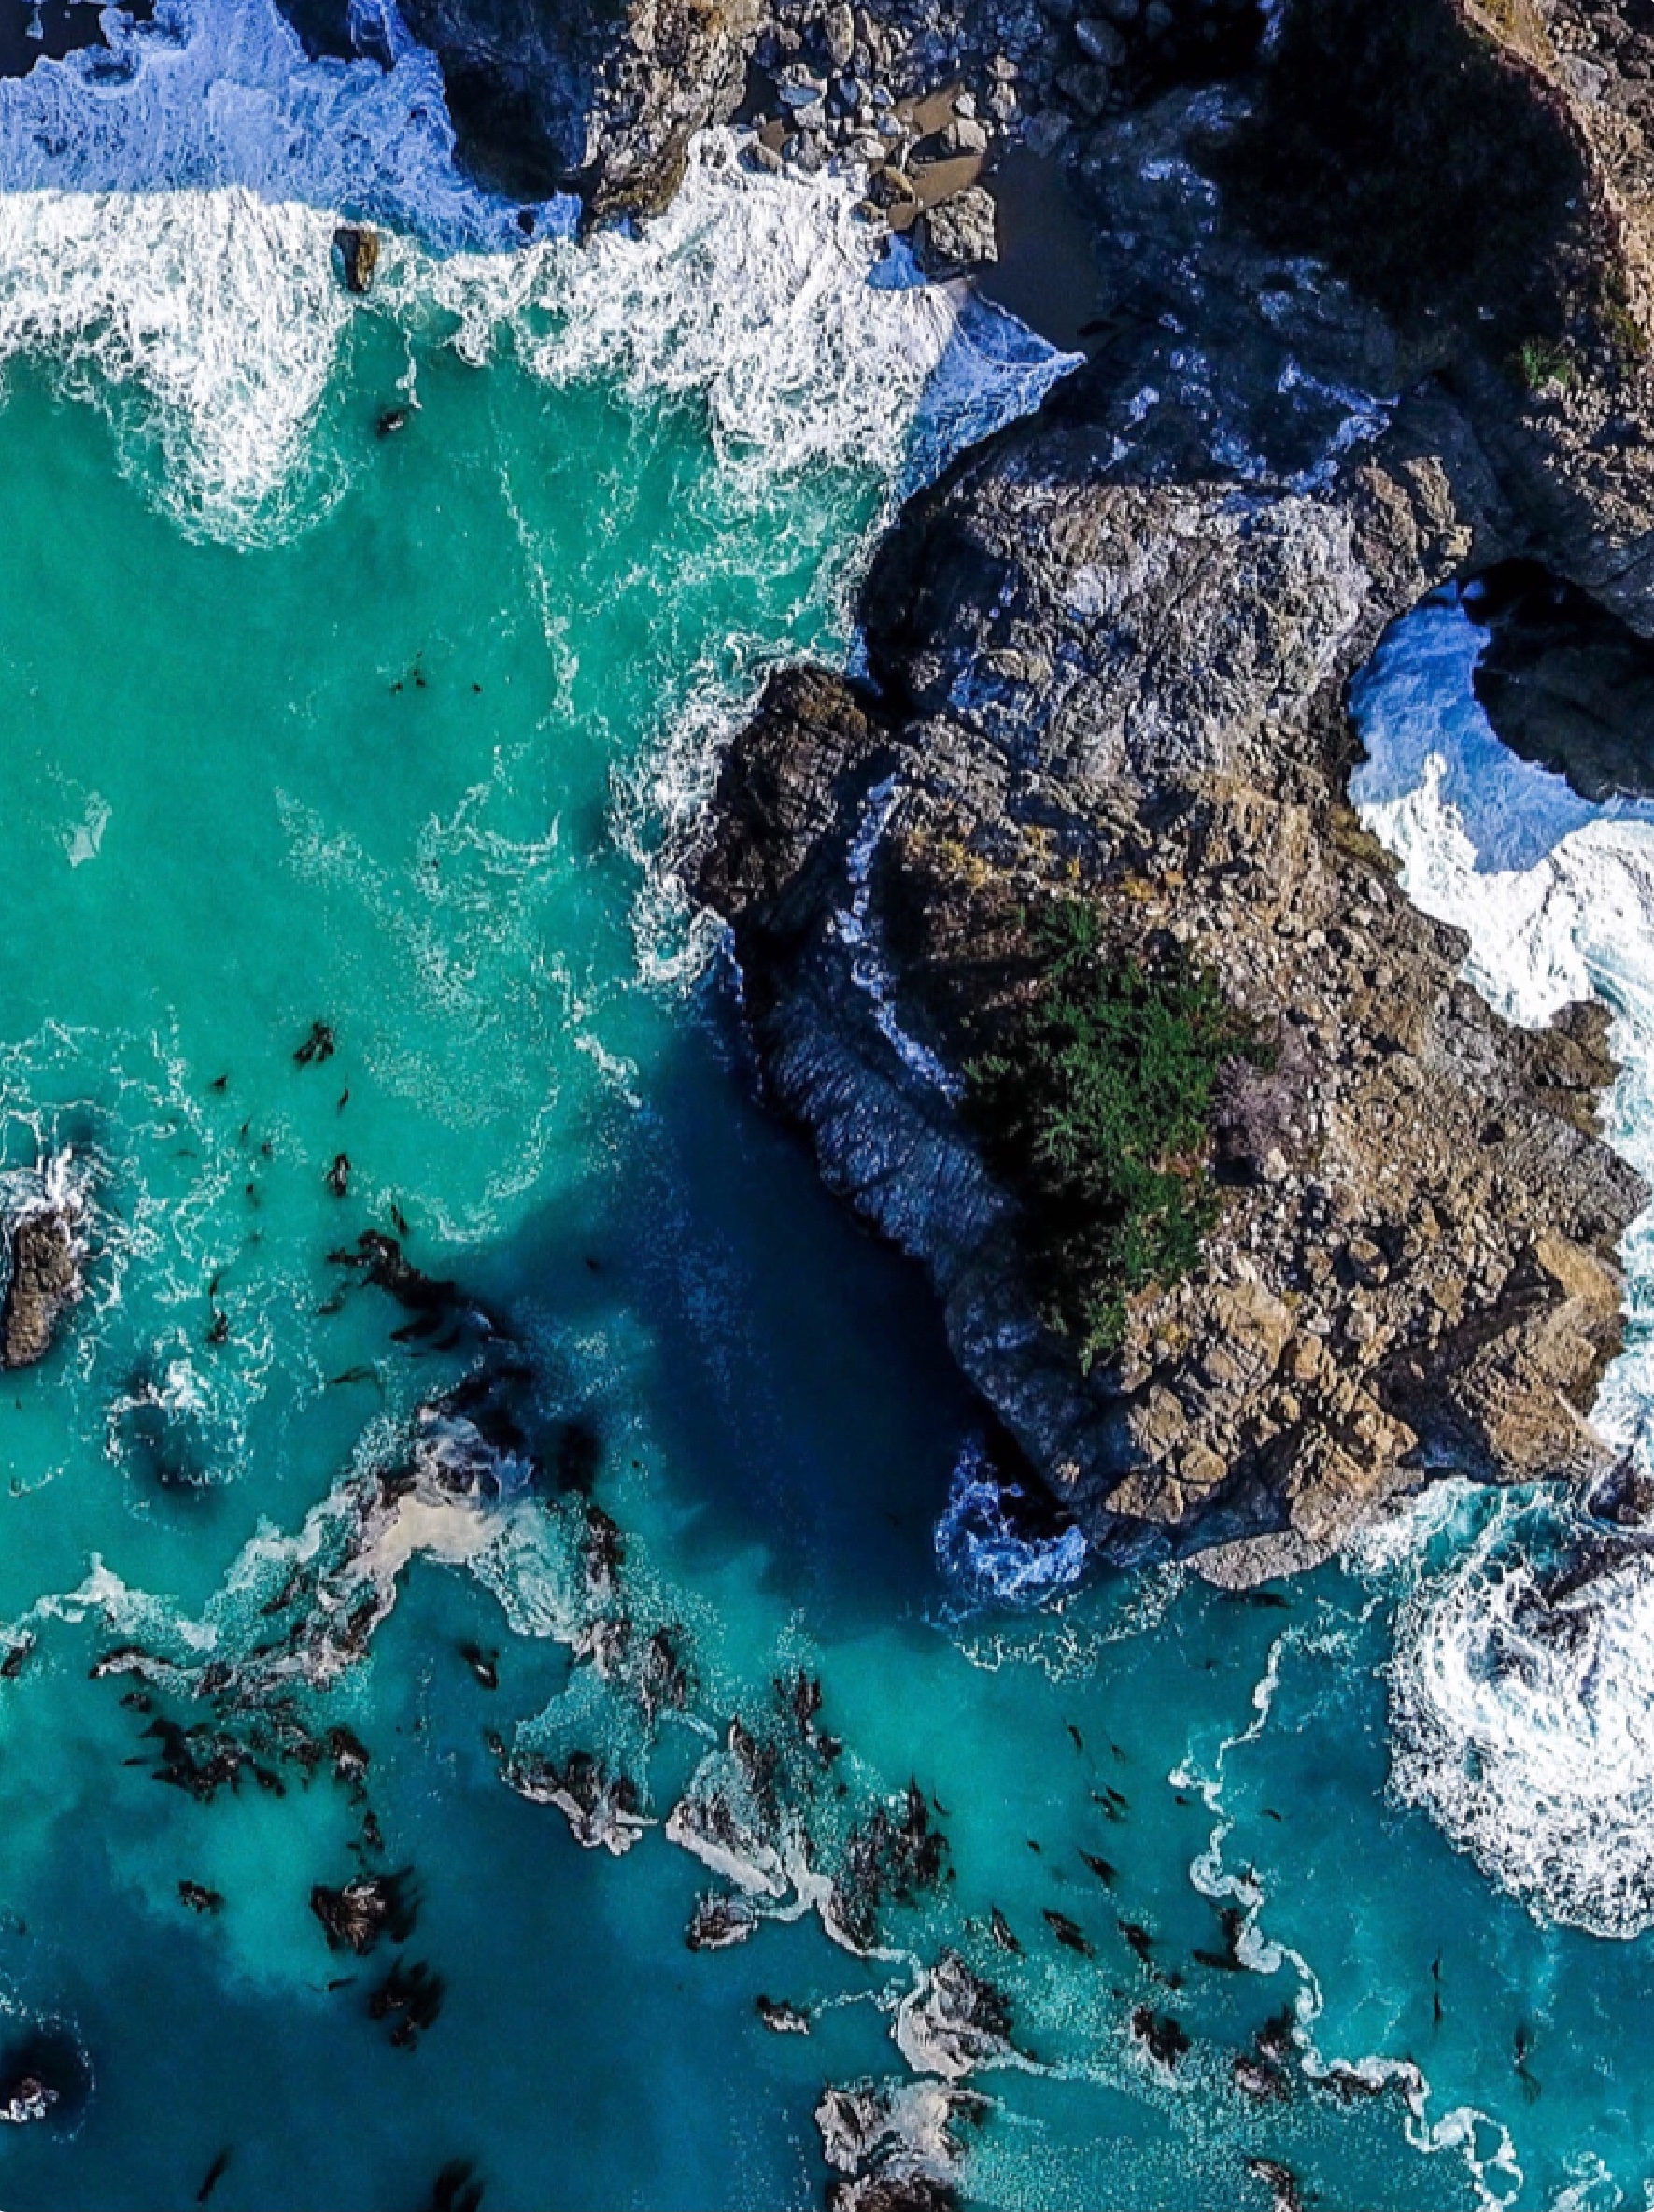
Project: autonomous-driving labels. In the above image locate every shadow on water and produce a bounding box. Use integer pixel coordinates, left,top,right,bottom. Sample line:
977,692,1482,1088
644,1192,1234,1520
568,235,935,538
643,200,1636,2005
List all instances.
468,973,986,1641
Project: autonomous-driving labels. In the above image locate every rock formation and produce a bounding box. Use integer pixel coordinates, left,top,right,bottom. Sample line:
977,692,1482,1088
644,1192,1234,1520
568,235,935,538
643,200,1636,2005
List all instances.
688,22,1654,1580
1,1164,85,1370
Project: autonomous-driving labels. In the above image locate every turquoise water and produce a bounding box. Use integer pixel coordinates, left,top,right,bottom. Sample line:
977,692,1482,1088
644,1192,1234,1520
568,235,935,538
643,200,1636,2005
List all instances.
6,13,1654,2212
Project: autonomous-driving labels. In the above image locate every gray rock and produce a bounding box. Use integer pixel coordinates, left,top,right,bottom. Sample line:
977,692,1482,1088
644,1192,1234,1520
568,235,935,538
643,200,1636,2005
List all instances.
825,0,855,66
690,362,1644,1573
1023,107,1073,155
919,184,999,269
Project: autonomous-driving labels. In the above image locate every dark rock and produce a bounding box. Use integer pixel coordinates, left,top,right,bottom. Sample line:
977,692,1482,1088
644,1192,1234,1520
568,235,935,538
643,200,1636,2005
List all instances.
2,1189,82,1369
1130,2006,1190,2068
832,1781,948,1949
309,1867,417,1954
1232,2051,1290,2102
1245,2159,1304,2212
0,2025,91,2128
368,1955,445,2048
1466,560,1654,802
327,1724,372,1785
332,227,379,295
178,1880,224,1915
987,1906,1021,1953
686,1891,758,1949
429,2159,485,2212
1042,1908,1092,1956
1583,1453,1654,1528
294,1019,337,1065
196,2147,233,2206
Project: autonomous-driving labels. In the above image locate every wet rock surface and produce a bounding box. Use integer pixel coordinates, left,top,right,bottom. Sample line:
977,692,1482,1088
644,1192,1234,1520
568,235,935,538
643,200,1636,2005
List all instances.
1,1168,85,1370
689,59,1654,1579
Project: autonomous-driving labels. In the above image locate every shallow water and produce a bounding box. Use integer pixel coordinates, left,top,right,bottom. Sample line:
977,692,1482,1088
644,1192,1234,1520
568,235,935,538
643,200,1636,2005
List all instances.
5,7,1654,2210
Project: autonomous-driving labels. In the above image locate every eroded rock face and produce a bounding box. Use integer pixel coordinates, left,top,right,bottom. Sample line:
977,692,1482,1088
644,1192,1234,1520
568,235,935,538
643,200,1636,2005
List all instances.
332,224,379,295
693,391,1645,1580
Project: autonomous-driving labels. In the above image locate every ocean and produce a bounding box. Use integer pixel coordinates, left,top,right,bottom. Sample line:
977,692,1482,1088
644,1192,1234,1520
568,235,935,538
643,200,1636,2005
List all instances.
0,4,1651,2209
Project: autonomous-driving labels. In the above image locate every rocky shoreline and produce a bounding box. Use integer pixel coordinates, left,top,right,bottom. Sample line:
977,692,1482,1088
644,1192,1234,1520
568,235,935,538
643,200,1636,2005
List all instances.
282,0,1654,1579
682,3,1654,1579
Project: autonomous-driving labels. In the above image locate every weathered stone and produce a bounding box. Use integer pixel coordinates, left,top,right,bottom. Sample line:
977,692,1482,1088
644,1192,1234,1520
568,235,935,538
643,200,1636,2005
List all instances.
2,1191,83,1370
332,225,379,295
919,184,999,269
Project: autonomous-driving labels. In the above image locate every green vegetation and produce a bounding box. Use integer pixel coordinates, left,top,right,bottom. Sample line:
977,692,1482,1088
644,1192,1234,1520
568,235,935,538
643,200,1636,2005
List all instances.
1518,334,1580,395
965,901,1254,1372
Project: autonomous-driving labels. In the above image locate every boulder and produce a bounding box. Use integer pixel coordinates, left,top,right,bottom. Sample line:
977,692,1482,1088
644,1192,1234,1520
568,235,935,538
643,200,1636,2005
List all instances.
332,225,379,295
2,1182,83,1370
920,185,998,270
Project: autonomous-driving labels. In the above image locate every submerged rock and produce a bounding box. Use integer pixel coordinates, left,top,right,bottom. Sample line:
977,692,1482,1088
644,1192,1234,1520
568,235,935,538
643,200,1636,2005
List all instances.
368,1955,445,2049
0,2026,92,2129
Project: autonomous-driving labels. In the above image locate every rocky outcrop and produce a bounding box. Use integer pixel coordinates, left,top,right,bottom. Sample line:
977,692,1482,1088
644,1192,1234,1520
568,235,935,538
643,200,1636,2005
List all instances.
332,225,379,295
688,53,1654,1575
309,1869,417,1954
2,1170,85,1370
816,2077,978,2212
1466,558,1654,799
695,459,1641,1579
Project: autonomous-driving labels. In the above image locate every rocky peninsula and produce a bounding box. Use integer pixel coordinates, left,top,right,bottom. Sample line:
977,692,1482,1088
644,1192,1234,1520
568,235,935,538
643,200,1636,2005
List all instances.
680,0,1654,1581
259,0,1654,1592
271,0,1654,1581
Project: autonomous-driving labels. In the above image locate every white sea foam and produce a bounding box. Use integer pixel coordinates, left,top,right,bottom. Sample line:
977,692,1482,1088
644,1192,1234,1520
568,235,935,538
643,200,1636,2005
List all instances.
0,0,1073,542
1352,588,1654,1935
933,1439,1086,1607
1175,1615,1527,2209
0,0,561,242
420,129,1076,501
1390,1497,1654,1937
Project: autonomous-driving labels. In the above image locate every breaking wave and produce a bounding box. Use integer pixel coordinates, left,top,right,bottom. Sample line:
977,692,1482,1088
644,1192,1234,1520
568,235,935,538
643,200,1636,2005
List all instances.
933,1440,1087,1607
1352,586,1654,1933
1386,1486,1654,1938
0,0,1073,541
